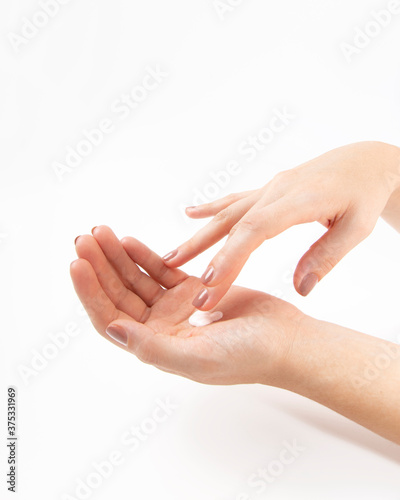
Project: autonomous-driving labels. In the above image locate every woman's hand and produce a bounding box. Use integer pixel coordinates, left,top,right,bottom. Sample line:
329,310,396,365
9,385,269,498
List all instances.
70,226,400,444
163,141,400,311
70,225,303,386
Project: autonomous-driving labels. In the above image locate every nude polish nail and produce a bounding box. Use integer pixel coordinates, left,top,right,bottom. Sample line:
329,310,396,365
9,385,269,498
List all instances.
201,266,214,284
163,249,178,261
74,235,81,245
299,273,318,296
192,289,208,308
106,325,128,346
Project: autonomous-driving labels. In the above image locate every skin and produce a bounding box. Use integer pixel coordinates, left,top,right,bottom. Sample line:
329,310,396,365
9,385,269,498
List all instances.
162,141,400,310
70,226,400,444
70,226,299,385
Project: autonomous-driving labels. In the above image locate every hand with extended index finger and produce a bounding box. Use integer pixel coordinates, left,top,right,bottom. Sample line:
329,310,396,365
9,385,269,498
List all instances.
162,141,400,311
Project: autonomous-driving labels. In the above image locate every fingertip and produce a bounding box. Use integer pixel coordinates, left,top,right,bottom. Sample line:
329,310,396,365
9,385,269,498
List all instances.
200,265,215,285
185,205,201,215
162,249,178,263
69,259,94,296
105,323,128,346
297,273,319,297
110,319,160,362
69,259,79,275
70,257,84,271
191,288,220,311
91,224,112,237
120,236,136,251
192,288,208,309
70,257,91,275
185,208,208,220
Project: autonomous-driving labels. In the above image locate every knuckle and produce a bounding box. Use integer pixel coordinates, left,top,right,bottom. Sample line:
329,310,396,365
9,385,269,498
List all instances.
263,170,293,199
135,337,153,364
213,208,233,224
318,253,339,274
183,238,198,254
309,242,339,274
270,169,290,186
355,216,375,239
226,192,240,203
155,260,170,279
128,267,144,288
114,285,129,309
231,216,262,236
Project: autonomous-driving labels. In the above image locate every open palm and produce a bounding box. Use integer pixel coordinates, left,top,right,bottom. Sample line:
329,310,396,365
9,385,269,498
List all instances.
70,226,299,385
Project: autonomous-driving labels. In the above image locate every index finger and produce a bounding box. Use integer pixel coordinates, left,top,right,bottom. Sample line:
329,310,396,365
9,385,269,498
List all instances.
163,193,258,268
193,199,309,310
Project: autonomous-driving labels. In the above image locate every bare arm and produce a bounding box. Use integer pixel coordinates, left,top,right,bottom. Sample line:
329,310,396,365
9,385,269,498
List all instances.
71,226,400,445
279,316,400,445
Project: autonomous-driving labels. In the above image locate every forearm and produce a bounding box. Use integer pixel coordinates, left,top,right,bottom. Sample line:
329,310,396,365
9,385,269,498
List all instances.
277,316,400,444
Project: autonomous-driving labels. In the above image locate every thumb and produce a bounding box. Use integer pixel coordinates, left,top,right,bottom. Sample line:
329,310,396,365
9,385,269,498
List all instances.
294,215,374,296
105,319,206,377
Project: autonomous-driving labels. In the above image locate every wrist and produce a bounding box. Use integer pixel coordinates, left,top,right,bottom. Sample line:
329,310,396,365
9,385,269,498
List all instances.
268,314,322,392
259,311,318,390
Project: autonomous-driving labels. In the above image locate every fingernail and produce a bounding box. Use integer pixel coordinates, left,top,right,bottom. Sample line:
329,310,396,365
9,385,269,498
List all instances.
106,324,128,346
299,273,319,296
91,226,97,234
74,235,81,245
192,288,208,308
201,266,214,284
186,206,196,211
163,249,178,261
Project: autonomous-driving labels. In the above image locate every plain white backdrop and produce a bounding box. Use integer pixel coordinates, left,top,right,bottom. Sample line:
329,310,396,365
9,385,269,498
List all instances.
1,1,400,499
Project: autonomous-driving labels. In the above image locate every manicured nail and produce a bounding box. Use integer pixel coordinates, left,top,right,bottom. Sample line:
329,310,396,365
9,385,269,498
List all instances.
192,288,208,308
74,235,81,245
299,273,319,296
106,324,128,346
163,249,178,261
91,226,97,234
186,206,196,211
201,266,214,284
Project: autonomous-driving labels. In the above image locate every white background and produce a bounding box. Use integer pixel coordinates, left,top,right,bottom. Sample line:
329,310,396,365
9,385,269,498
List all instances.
1,1,400,499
